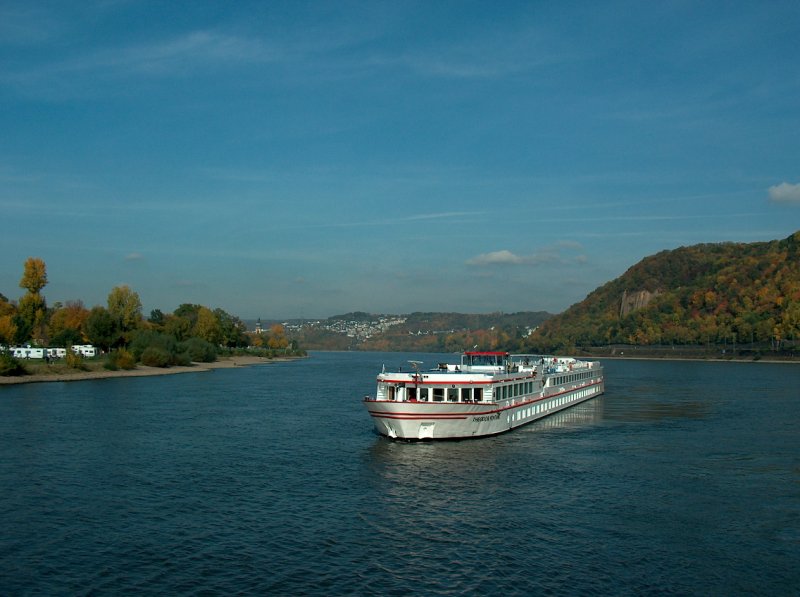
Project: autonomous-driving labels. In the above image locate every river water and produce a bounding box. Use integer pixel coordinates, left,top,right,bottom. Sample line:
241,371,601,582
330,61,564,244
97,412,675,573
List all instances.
1,352,798,595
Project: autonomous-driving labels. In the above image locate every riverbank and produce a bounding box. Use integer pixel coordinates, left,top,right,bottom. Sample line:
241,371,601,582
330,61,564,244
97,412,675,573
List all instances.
597,355,799,364
0,355,302,386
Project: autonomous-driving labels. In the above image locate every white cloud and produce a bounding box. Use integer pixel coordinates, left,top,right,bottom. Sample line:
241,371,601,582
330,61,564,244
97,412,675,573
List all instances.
466,241,589,268
466,250,525,266
768,182,800,203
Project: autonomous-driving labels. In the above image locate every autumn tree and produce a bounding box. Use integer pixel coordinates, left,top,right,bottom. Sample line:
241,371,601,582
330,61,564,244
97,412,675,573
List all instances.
107,285,143,336
0,294,16,345
267,324,289,350
48,300,90,347
15,258,48,344
193,306,222,345
20,257,47,294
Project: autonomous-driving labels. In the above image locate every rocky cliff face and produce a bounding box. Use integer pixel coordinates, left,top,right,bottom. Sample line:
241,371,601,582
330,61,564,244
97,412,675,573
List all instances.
619,289,660,317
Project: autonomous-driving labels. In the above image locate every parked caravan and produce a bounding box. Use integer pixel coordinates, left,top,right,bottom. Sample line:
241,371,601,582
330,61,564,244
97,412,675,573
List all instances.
12,347,45,359
71,345,97,357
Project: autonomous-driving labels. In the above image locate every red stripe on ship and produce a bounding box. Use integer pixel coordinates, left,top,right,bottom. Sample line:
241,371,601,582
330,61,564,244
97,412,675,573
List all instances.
366,380,603,420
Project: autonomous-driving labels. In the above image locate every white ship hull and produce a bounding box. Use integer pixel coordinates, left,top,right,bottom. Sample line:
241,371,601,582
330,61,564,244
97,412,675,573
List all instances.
363,352,605,440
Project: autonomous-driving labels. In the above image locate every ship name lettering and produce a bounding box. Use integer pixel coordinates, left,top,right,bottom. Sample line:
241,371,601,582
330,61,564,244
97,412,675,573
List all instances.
473,413,500,422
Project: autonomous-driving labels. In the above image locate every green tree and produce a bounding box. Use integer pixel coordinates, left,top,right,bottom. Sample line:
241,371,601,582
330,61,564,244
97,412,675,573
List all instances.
164,313,193,341
174,304,202,327
214,308,248,347
149,309,165,327
85,306,118,351
13,292,47,344
129,329,178,362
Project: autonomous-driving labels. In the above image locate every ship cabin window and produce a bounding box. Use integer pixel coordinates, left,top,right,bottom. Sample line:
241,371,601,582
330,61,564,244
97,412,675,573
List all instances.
388,386,396,401
420,386,490,402
408,387,417,401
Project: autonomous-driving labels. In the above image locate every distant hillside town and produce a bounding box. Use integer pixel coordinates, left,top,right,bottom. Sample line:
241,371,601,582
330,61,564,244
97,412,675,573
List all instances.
254,311,552,352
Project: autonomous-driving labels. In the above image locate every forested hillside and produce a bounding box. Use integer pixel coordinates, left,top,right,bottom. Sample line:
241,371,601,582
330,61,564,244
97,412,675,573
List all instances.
524,231,800,352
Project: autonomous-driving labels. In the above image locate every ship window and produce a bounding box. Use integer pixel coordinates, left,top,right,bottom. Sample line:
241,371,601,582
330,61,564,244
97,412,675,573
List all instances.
388,386,396,401
447,388,459,402
474,388,483,402
419,388,429,401
433,388,444,402
461,388,472,402
408,387,417,400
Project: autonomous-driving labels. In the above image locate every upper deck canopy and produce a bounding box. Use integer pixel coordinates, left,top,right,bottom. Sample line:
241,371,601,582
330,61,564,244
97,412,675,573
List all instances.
461,351,509,368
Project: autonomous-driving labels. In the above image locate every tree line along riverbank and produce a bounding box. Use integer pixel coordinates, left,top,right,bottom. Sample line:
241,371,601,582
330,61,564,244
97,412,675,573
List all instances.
1,257,305,380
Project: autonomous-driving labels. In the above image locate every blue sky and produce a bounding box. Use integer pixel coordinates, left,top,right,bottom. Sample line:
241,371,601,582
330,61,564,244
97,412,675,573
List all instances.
2,1,799,319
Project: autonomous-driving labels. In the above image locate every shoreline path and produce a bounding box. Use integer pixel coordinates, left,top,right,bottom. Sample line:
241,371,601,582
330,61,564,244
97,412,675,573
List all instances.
0,356,301,386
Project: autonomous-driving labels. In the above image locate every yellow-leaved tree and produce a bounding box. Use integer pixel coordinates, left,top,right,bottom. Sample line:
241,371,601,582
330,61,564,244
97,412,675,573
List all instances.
107,285,143,337
16,257,48,344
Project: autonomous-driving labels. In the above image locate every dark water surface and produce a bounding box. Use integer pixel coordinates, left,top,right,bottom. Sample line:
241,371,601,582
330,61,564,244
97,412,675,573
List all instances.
1,353,799,595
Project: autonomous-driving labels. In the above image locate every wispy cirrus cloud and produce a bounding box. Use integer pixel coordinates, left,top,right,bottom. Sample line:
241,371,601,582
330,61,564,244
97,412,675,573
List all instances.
2,29,307,101
11,30,273,81
768,182,800,203
401,211,483,222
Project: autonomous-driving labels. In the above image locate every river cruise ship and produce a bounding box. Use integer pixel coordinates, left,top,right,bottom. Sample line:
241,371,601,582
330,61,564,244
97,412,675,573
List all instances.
363,351,604,440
